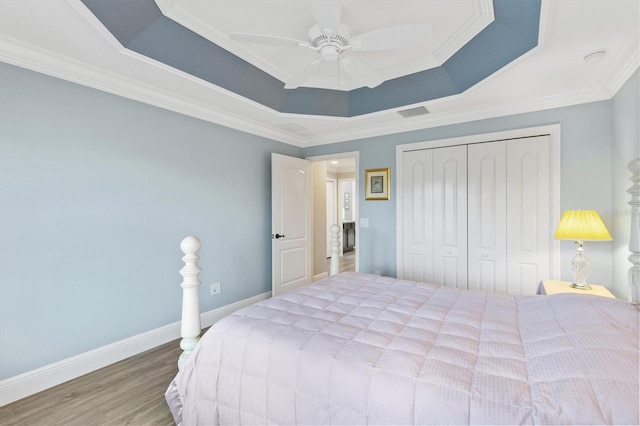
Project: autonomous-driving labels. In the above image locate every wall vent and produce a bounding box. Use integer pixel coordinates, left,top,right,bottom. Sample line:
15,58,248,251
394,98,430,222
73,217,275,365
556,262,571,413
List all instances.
397,106,429,118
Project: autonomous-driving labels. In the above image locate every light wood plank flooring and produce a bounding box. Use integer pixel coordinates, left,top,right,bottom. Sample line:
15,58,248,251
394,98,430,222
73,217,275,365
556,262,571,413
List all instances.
1,255,356,426
0,338,183,426
325,249,356,273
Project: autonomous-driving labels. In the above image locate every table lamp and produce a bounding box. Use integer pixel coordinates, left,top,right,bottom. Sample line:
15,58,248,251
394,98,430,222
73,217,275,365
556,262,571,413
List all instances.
554,210,612,290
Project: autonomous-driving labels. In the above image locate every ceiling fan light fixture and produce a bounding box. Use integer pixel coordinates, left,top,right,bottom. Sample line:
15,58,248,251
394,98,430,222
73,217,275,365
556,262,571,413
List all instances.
308,24,351,62
321,45,340,61
231,2,431,90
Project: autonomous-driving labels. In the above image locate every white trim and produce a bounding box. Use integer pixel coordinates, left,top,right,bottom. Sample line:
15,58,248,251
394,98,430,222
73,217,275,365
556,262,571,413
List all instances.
597,27,640,99
2,10,636,150
325,177,338,258
313,272,329,281
1,28,634,148
0,291,270,407
431,0,495,66
395,124,561,280
300,87,609,147
0,34,302,147
158,0,493,92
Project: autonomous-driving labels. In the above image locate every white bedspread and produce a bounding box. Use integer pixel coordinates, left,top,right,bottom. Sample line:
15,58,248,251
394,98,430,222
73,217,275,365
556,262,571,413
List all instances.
166,272,640,425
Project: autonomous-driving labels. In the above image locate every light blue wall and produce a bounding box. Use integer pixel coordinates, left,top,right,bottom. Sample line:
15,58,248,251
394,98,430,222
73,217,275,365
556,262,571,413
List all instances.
2,58,635,380
303,99,617,288
612,69,640,298
0,62,301,379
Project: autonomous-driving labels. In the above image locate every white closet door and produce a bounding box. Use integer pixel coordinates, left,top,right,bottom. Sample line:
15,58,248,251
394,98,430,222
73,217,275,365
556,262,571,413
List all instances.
432,146,468,289
468,142,507,293
402,149,434,283
506,136,551,295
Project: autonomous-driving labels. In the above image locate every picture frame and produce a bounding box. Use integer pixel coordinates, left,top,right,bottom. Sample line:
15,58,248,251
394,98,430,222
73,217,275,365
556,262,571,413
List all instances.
365,168,390,200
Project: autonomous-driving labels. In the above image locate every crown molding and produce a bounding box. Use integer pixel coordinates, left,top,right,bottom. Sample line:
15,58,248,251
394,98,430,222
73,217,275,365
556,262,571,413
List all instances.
158,0,493,92
300,86,611,147
602,40,640,98
431,0,494,64
156,0,292,85
2,31,624,149
299,0,634,147
2,0,636,150
0,34,303,147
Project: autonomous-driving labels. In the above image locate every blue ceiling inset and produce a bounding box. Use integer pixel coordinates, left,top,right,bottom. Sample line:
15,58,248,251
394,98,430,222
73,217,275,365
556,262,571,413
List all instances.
81,0,540,118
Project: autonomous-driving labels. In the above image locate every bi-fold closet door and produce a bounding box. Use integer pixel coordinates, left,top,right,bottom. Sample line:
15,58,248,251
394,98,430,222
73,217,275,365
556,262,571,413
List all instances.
402,136,551,295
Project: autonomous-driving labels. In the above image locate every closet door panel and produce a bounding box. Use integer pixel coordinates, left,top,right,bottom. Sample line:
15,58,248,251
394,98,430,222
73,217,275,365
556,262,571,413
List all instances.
468,142,507,293
402,150,434,282
433,146,467,289
506,136,551,295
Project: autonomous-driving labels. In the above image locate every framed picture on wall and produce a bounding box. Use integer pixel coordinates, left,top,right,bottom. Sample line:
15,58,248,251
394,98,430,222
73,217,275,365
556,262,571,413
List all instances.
365,168,390,200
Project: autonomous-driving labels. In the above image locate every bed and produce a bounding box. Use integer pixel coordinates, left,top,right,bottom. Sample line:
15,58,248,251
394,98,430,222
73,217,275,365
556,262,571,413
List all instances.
166,271,639,425
166,159,640,425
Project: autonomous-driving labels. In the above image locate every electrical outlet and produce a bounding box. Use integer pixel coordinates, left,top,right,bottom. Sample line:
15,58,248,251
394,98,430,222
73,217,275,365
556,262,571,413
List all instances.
210,282,221,296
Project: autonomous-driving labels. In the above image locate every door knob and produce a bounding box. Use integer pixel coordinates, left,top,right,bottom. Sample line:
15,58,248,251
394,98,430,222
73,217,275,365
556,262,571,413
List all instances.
273,233,285,239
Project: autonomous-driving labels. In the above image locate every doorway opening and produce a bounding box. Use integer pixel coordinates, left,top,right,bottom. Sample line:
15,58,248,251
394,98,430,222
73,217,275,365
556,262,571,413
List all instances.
308,152,359,277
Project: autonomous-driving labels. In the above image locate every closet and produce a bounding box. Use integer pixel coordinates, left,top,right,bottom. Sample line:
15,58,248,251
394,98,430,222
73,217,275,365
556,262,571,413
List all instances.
400,135,553,295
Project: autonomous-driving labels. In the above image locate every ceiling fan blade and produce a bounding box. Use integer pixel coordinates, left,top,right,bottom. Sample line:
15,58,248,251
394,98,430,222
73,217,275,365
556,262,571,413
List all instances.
339,56,383,89
311,1,342,34
284,58,322,89
230,32,309,48
351,23,432,51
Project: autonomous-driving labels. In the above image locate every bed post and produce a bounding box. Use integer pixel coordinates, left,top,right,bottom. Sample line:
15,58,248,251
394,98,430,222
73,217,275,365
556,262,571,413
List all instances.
178,236,202,369
628,158,640,303
329,224,341,276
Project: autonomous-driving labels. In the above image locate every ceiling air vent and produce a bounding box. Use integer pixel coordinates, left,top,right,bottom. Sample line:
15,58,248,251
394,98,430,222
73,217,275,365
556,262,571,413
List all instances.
397,106,429,118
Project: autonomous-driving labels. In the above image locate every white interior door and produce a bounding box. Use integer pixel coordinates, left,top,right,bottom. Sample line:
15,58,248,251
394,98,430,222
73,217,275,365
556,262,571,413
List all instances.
397,126,560,294
402,149,434,283
402,147,467,289
432,146,468,289
272,153,312,296
468,141,507,293
506,135,551,295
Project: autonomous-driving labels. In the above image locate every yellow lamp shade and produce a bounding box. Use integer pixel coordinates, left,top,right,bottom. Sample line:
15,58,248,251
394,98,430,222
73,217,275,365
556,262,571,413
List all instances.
554,210,612,241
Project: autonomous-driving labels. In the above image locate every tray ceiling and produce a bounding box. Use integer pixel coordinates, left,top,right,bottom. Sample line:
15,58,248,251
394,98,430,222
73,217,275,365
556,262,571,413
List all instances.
0,0,638,146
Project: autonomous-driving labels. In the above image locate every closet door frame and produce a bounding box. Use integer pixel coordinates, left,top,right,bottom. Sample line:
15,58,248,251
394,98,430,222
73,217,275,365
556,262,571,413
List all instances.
395,124,561,281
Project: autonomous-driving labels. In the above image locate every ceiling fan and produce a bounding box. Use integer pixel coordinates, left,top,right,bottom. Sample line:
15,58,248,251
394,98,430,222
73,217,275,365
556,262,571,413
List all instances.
229,1,432,89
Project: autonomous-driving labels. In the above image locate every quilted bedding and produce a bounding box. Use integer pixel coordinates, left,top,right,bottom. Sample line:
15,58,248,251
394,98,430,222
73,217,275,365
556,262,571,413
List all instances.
166,272,640,425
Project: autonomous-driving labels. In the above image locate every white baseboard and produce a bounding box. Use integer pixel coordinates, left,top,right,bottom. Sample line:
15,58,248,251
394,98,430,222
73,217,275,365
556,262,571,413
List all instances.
313,272,329,281
0,291,270,407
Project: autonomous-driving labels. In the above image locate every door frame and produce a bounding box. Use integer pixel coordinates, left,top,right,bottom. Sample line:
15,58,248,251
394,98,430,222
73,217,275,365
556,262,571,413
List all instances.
307,151,360,273
326,177,337,258
395,124,561,280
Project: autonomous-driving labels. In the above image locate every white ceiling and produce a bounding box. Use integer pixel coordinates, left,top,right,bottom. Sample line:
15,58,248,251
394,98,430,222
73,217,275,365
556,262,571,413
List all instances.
0,0,638,147
155,0,493,91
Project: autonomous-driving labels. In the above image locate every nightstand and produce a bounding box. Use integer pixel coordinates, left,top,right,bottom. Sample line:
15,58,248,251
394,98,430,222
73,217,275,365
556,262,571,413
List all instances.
537,279,615,298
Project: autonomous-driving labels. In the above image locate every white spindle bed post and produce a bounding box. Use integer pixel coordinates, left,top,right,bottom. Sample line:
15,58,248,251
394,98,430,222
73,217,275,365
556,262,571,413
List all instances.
628,158,640,303
178,236,202,369
329,224,341,276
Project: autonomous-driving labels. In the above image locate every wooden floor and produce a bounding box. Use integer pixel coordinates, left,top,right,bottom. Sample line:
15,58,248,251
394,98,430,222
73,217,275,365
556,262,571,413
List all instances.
0,255,356,426
0,338,182,426
326,248,356,273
